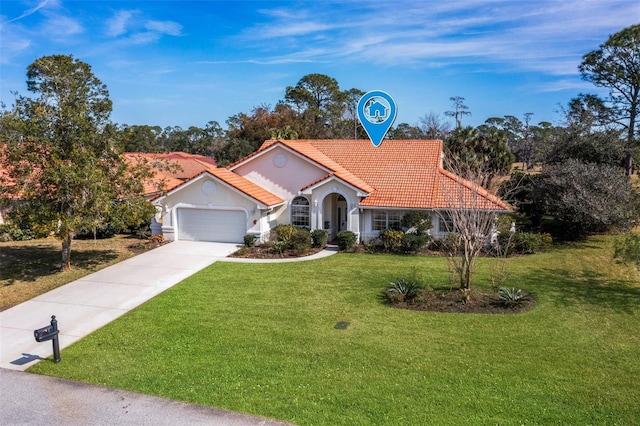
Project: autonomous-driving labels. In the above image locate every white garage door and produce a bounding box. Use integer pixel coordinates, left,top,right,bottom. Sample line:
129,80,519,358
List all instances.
176,208,246,243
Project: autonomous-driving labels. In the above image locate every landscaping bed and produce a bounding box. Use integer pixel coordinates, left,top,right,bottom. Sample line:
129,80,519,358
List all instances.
229,244,325,259
396,287,536,314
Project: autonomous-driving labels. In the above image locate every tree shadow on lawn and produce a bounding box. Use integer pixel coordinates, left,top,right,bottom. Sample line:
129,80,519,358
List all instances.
516,267,640,314
0,245,119,285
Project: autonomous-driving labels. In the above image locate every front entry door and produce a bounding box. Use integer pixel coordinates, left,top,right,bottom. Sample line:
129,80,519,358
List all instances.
336,196,347,232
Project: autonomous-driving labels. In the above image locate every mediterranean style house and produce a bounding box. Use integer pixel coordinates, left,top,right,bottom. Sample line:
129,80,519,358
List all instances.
149,139,509,244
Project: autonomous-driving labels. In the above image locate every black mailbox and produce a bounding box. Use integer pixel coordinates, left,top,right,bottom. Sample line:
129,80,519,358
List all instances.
34,326,58,342
33,315,61,362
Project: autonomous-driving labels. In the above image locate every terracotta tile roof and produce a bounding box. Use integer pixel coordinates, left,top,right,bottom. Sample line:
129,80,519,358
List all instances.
288,139,508,211
435,168,510,211
140,172,183,198
306,139,442,209
124,152,219,198
124,152,217,180
207,168,285,207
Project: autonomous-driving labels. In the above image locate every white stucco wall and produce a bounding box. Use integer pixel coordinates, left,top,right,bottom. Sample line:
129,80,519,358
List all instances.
234,147,328,200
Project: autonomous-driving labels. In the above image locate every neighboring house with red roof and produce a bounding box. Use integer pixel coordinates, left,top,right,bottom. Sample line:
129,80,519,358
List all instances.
0,151,216,227
152,140,509,244
123,152,218,198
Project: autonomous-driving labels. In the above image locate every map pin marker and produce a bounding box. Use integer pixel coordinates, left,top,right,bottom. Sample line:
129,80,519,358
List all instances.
357,90,397,147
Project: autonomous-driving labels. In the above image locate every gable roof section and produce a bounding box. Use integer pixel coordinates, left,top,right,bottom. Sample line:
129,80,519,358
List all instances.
207,168,285,207
435,168,509,211
246,139,374,194
154,168,284,208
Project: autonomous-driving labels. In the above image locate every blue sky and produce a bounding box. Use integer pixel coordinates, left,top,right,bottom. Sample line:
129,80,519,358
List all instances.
2,0,639,130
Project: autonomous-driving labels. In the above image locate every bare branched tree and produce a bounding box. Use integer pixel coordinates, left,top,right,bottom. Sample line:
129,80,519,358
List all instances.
437,150,510,292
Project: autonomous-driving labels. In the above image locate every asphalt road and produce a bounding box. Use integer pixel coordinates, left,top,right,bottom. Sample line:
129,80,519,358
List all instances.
1,368,293,426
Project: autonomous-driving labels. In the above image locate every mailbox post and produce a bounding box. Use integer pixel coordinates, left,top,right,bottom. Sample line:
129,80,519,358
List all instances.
34,315,61,363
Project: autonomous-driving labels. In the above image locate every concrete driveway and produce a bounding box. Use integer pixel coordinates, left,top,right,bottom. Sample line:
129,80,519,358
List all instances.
0,241,240,371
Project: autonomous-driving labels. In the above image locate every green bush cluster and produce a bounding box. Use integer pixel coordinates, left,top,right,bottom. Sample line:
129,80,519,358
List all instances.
243,234,257,247
379,228,404,252
0,223,37,242
402,233,431,253
290,228,312,255
497,231,552,255
337,230,356,251
374,228,432,254
270,240,289,256
272,224,298,245
270,224,312,255
310,229,328,248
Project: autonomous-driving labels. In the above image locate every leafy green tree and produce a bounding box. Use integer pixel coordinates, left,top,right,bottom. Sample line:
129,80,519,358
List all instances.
284,73,347,138
540,96,626,167
564,94,613,133
580,24,640,176
342,87,366,139
214,138,255,167
544,129,626,167
389,123,425,139
0,55,155,270
482,114,545,168
445,126,514,189
224,103,301,164
269,125,298,140
513,160,639,239
157,123,225,157
118,124,163,152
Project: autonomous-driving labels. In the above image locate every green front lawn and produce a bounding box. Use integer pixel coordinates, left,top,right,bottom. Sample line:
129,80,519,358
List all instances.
30,236,640,425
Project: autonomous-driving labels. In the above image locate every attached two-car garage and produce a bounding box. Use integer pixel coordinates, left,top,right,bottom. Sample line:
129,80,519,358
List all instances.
176,208,246,243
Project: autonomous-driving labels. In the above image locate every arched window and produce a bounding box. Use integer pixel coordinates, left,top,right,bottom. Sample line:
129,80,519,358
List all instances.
291,196,310,228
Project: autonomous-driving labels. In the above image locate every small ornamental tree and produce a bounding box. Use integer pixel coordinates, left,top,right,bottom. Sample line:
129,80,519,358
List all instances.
439,152,508,291
0,55,155,270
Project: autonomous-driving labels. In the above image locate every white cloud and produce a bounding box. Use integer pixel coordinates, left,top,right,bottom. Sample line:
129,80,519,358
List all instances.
237,0,639,77
145,20,182,37
104,10,182,45
0,16,31,64
7,0,57,22
40,14,83,38
106,10,135,37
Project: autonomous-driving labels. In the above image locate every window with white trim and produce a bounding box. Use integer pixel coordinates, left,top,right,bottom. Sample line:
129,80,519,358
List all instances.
438,212,457,233
291,196,310,228
372,210,403,231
